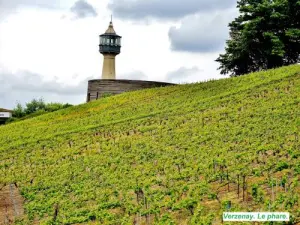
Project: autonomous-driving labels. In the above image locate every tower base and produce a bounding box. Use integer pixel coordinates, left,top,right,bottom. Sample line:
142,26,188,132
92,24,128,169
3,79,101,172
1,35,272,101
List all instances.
86,79,175,102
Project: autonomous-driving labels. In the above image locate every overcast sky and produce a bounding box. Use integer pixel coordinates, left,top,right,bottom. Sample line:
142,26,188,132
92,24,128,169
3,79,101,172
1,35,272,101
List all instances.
0,0,238,109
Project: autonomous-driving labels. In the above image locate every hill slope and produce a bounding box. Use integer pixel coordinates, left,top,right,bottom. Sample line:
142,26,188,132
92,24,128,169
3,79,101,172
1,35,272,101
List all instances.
1,65,300,225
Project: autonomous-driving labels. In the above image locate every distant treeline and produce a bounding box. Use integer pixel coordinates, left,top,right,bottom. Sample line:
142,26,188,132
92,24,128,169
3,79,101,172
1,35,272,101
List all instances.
7,98,72,123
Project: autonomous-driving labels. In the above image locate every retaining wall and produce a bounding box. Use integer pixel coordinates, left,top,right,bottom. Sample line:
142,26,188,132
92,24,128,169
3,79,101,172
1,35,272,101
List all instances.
87,79,175,102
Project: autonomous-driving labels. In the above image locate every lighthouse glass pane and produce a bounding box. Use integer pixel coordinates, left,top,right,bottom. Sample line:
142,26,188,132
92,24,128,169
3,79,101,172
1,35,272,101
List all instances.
111,39,114,44
106,38,110,44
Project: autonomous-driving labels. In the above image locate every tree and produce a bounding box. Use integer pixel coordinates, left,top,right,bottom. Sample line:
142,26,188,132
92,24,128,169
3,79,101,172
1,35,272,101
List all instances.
216,0,300,76
13,103,25,118
11,98,72,120
25,98,46,114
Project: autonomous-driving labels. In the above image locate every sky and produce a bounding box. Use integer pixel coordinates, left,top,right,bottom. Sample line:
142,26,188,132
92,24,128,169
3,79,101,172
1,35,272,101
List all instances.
0,0,239,109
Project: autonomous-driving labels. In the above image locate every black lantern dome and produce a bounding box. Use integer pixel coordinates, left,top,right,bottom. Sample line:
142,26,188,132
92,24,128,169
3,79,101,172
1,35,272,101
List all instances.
99,20,122,55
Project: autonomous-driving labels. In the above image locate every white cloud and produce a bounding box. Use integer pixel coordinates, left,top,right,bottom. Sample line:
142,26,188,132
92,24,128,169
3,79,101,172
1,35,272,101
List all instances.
0,0,71,21
166,67,203,83
169,9,238,53
108,0,236,20
0,68,88,109
70,0,98,19
118,70,148,80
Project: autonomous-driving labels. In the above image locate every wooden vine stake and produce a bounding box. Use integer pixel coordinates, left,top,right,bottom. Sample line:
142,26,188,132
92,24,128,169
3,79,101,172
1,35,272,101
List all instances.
53,203,59,222
227,170,230,192
242,175,246,202
271,180,274,203
237,174,240,199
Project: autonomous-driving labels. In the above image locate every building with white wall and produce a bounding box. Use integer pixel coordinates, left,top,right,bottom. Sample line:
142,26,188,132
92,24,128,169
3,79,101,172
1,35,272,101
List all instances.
0,108,12,125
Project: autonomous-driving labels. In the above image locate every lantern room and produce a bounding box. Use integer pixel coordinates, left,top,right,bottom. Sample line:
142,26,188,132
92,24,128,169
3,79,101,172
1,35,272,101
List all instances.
99,21,122,55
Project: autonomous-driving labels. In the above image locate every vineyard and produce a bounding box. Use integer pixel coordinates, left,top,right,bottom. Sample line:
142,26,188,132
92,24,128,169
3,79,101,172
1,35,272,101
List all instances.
1,65,300,224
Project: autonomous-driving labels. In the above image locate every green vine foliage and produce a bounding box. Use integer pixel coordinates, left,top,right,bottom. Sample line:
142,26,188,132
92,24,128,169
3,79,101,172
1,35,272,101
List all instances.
1,65,300,224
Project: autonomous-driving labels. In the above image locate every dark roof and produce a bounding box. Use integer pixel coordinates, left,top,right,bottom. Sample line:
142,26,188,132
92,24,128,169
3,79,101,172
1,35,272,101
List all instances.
0,108,13,112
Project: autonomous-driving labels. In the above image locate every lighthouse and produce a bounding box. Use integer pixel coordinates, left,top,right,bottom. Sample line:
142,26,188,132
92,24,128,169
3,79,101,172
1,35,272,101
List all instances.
86,18,174,102
99,18,122,79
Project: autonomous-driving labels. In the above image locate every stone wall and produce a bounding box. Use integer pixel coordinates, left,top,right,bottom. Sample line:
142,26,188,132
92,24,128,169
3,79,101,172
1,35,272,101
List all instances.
87,79,175,102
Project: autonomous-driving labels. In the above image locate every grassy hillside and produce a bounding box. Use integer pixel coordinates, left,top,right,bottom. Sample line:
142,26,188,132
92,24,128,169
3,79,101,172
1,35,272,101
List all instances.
1,65,300,225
